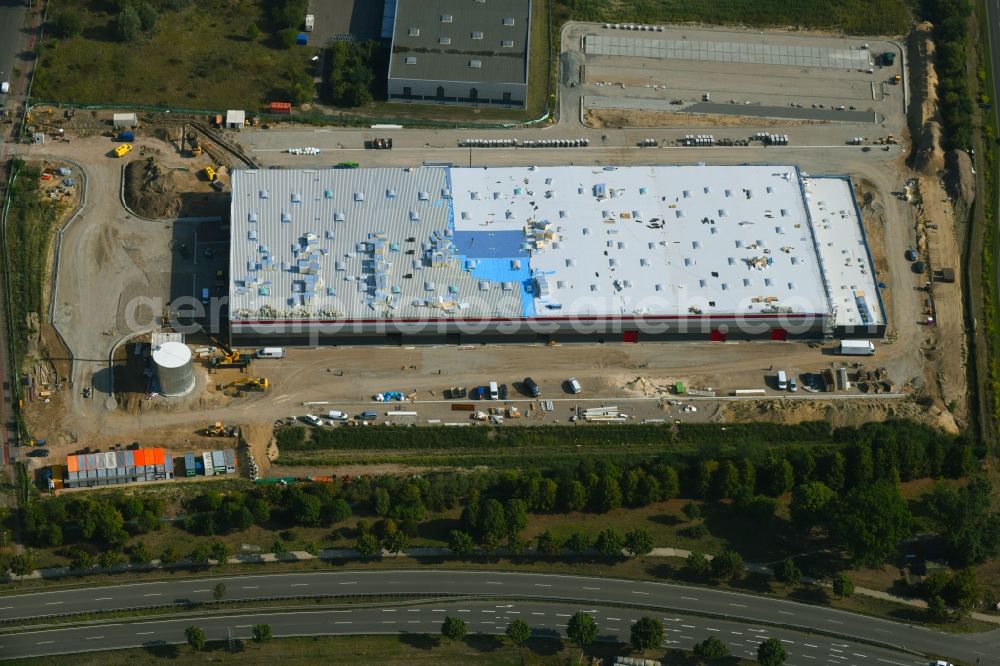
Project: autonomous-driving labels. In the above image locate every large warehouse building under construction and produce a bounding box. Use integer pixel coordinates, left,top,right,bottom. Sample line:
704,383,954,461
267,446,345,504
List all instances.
227,165,885,345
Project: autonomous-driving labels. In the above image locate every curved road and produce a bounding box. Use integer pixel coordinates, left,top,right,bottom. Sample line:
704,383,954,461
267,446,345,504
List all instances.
0,570,995,662
0,599,936,664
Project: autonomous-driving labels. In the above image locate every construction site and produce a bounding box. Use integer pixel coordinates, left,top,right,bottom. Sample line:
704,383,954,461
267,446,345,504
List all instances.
0,20,969,483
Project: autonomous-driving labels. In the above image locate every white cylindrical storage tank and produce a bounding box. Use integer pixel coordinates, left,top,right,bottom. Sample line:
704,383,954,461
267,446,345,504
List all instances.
152,342,195,396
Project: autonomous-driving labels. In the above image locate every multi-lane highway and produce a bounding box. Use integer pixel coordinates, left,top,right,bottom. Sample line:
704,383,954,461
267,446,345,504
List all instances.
0,571,996,663
0,599,938,664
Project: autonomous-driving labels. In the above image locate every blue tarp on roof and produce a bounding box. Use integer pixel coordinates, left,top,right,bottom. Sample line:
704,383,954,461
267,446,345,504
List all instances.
452,230,529,259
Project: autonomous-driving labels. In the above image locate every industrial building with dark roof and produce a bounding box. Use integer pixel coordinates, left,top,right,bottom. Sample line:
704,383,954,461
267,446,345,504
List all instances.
387,0,531,108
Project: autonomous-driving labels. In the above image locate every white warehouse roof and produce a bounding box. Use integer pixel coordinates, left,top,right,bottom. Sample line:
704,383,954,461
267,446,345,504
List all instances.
228,165,882,329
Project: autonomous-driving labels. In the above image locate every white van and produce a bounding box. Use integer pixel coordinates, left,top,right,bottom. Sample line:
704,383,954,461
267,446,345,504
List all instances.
302,414,322,427
776,370,788,390
489,381,499,400
568,378,583,394
327,410,348,421
256,347,286,359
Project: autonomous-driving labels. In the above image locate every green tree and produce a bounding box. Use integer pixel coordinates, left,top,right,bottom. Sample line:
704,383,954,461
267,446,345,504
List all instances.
326,498,351,524
566,611,598,658
923,479,1000,567
137,511,161,533
116,7,141,42
247,22,261,40
790,481,836,529
506,617,531,646
759,456,794,497
212,582,226,605
128,543,151,565
559,479,588,512
185,625,207,651
594,527,624,558
832,573,854,598
159,544,181,565
373,487,391,516
136,2,158,31
686,552,711,578
251,623,272,643
927,594,949,621
277,27,298,49
565,532,591,554
99,550,122,569
356,533,380,558
757,637,787,666
211,541,230,565
712,460,742,500
441,615,467,641
833,482,911,566
505,499,529,537
10,552,34,577
449,529,475,557
384,530,408,556
70,548,94,570
537,478,558,512
624,528,653,557
693,635,730,662
536,530,562,556
683,502,702,521
630,616,664,651
190,542,212,565
659,465,680,499
51,9,83,38
710,550,745,580
773,558,802,587
272,540,289,556
594,475,623,512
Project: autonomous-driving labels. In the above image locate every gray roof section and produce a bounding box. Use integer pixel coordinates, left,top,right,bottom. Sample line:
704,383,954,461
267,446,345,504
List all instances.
389,0,530,85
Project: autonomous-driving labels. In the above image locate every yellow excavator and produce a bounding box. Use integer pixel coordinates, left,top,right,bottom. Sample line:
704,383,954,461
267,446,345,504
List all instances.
220,377,270,396
203,422,239,437
208,336,250,373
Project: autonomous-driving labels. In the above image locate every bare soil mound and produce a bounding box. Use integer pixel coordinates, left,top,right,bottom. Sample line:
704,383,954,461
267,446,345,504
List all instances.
125,158,183,219
943,149,975,223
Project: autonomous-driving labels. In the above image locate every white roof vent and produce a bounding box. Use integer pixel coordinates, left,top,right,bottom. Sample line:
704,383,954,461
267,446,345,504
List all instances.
501,40,514,48
334,212,345,222
470,59,482,68
441,14,453,22
259,190,269,199
386,188,397,198
405,56,417,65
439,36,451,45
471,31,483,39
418,191,430,201
503,17,515,26
354,192,365,202
408,27,420,36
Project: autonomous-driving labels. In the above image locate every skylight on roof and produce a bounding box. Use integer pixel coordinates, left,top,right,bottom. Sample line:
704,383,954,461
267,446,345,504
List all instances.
503,17,515,26
471,31,483,39
439,36,451,44
405,56,417,65
501,40,514,48
409,27,419,36
470,59,482,68
441,14,453,22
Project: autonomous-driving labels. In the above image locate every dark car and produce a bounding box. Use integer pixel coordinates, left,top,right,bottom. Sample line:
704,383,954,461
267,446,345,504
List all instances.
498,383,508,400
471,386,487,400
904,248,918,261
523,377,541,397
27,448,50,458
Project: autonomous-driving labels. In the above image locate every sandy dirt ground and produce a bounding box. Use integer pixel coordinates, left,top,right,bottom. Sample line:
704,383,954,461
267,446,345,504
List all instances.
8,21,968,475
583,108,828,129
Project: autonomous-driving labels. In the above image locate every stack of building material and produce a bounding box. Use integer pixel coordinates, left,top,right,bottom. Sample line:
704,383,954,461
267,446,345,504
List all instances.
583,406,627,422
64,447,174,488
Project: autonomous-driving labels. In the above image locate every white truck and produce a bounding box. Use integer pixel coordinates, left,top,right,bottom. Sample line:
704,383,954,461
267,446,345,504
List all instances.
304,14,314,31
837,340,875,356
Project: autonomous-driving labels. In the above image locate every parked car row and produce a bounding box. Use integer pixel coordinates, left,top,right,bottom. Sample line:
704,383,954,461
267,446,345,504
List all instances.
452,376,582,399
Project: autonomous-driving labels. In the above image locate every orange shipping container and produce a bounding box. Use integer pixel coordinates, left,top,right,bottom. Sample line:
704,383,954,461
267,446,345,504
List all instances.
67,456,78,473
153,448,165,465
135,449,146,466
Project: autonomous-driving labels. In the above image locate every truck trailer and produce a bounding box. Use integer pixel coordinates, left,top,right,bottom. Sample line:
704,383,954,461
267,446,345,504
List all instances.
837,340,875,356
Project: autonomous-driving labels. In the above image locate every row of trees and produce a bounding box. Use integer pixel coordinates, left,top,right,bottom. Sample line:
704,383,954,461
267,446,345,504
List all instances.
442,526,654,559
921,0,974,150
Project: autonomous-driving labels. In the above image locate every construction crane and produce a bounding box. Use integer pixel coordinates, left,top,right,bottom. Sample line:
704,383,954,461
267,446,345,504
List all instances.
221,377,270,395
207,335,251,373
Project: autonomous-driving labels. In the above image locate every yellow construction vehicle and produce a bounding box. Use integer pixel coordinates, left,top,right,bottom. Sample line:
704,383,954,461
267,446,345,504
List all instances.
113,143,133,158
208,336,250,372
221,377,270,395
203,165,217,182
186,131,203,157
203,422,239,437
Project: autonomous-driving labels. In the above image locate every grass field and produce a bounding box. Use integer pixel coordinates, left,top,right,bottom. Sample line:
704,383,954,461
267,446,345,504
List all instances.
33,1,311,109
8,633,756,666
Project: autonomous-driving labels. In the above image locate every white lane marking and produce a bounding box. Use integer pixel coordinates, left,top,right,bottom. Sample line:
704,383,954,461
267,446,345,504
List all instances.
680,635,694,640
408,620,420,624
136,631,154,635
84,636,104,640
485,581,502,585
432,609,446,612
706,627,719,631
747,629,766,633
804,644,819,648
853,654,869,658
531,612,545,616
534,584,551,588
235,625,251,629
830,649,843,653
632,591,649,595
45,602,63,605
95,598,112,601
36,641,54,645
582,586,600,590
143,594,161,597
408,609,420,612
458,610,470,613
381,609,396,613
242,586,259,590
334,621,352,625
556,614,571,618
730,631,742,635
875,659,909,666
730,603,747,607
803,656,816,660
781,639,796,644
339,581,356,585
381,620,395,624
192,589,209,593
681,625,696,629
291,583,308,587
681,596,698,601
606,617,621,621
826,619,843,624
0,606,12,610
778,611,794,615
